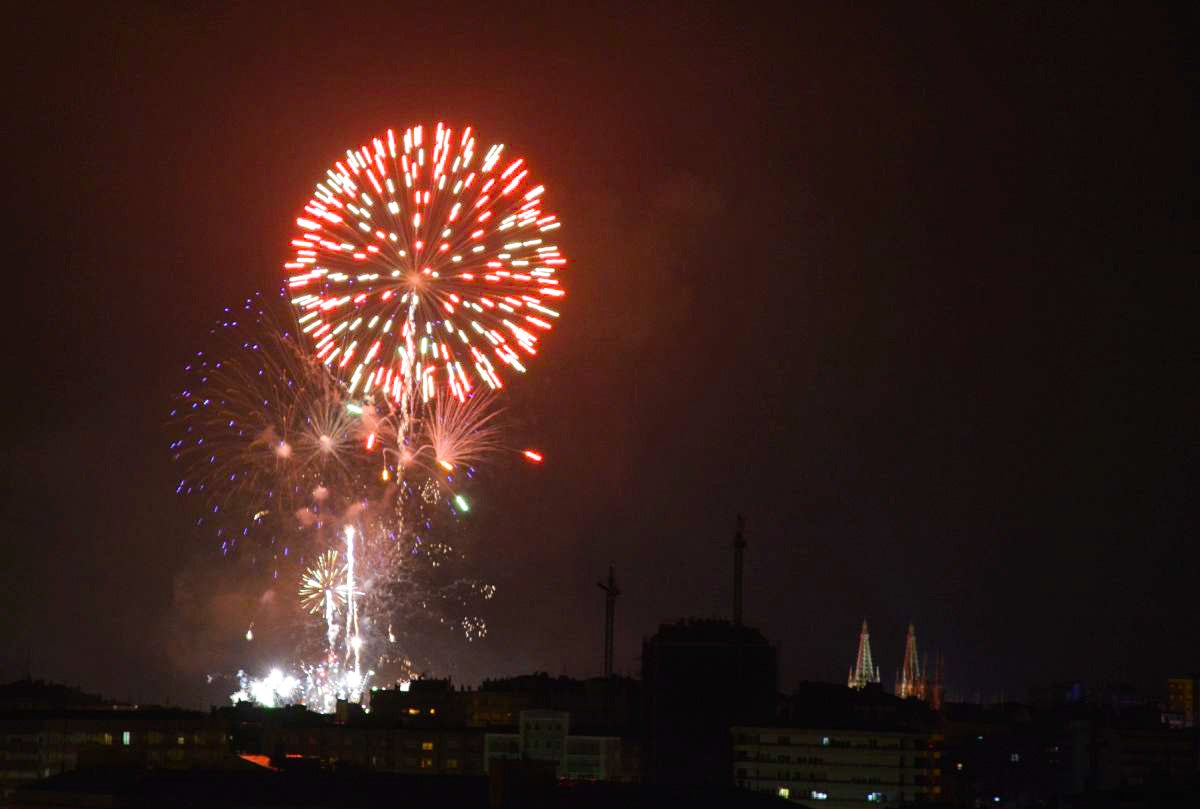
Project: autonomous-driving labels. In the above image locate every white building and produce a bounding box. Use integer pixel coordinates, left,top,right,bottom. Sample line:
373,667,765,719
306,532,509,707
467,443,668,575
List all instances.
732,725,941,807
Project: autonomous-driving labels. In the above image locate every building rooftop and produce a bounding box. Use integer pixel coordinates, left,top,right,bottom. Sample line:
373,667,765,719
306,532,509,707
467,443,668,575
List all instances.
644,618,773,646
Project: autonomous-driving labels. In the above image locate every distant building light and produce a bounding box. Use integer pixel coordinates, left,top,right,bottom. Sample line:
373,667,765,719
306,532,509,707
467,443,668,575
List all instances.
1010,753,1020,763
777,787,790,799
956,762,964,771
122,731,131,747
867,793,884,803
421,741,434,751
811,791,829,801
993,797,1001,803
821,736,831,747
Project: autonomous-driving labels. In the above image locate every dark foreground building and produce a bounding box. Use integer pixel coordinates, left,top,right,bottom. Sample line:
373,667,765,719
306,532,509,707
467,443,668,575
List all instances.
0,679,228,799
642,618,778,785
10,767,791,809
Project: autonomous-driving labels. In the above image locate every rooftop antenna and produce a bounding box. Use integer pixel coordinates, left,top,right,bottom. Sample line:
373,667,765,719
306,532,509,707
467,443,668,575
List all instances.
733,515,746,626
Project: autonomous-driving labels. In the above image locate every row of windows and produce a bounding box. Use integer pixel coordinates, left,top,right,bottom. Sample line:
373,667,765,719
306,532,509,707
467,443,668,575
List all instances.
278,735,472,751
737,768,902,786
1,731,222,748
736,751,913,766
737,735,918,750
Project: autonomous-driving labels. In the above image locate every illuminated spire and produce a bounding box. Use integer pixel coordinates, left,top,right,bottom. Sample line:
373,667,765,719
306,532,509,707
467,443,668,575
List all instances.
847,620,881,689
896,622,926,699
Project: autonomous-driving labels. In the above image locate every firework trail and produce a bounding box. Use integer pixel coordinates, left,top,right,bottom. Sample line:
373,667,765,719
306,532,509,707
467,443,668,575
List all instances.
171,299,500,710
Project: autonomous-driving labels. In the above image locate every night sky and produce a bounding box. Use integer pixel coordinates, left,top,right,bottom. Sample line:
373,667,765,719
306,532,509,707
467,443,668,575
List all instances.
3,3,1195,707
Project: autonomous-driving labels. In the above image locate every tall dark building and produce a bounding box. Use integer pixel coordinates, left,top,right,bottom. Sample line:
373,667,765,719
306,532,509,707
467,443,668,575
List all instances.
641,619,778,785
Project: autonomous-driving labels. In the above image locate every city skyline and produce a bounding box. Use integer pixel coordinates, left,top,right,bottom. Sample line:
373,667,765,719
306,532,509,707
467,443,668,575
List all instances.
2,3,1195,711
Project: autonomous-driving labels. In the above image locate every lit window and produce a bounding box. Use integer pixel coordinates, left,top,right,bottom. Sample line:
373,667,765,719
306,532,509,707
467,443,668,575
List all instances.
420,757,434,768
810,791,828,801
102,733,113,746
777,787,790,799
821,736,830,747
421,741,434,751
446,758,459,769
1010,753,1020,763
956,762,964,771
122,731,131,747
429,708,437,715
408,708,420,715
867,793,884,803
177,736,186,746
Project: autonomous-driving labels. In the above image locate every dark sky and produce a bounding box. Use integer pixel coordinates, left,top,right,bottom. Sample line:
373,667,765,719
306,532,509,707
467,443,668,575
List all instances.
3,3,1195,707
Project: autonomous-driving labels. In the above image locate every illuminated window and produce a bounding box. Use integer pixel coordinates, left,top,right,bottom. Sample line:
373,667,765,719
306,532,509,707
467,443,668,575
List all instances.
421,741,434,751
122,731,131,747
777,787,790,798
1010,753,1020,763
177,735,186,746
102,733,113,746
408,708,420,715
821,736,830,747
429,708,437,715
868,793,884,803
956,762,964,771
810,790,828,801
446,758,459,769
420,757,434,768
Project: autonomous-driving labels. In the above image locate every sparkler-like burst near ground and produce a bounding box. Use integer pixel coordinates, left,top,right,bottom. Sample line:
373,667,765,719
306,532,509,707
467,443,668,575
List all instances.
173,123,565,711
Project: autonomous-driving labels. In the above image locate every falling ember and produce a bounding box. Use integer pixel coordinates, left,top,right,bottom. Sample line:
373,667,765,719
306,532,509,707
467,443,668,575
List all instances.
522,449,543,463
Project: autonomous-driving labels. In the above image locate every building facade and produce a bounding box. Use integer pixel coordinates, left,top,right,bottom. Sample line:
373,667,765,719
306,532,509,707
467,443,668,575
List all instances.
0,710,229,798
732,726,942,807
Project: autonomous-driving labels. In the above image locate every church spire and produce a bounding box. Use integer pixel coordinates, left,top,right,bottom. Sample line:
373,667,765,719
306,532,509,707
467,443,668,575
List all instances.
847,619,881,689
896,622,926,699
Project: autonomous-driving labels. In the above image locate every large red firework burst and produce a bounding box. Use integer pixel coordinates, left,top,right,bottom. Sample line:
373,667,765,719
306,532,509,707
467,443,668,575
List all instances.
284,123,566,405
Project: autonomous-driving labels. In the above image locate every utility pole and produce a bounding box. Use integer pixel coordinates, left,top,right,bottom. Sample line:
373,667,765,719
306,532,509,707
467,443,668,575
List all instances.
597,565,619,678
